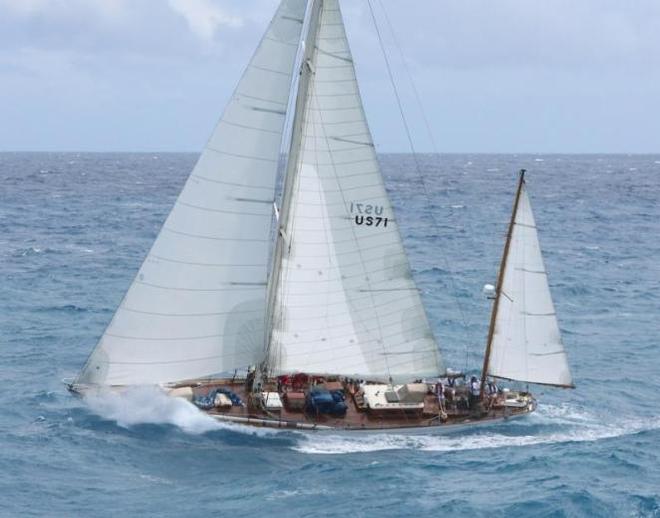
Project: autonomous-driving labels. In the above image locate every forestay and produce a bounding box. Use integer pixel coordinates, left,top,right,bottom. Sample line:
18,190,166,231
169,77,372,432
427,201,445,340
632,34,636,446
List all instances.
268,0,443,382
487,183,573,387
76,0,308,386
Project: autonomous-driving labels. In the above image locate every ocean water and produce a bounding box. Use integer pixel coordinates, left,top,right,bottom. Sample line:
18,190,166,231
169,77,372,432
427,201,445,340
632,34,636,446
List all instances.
1,152,659,517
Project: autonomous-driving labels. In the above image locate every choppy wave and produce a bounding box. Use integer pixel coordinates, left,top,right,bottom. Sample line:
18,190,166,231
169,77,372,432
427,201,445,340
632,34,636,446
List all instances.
82,390,660,457
5,153,660,515
292,404,660,455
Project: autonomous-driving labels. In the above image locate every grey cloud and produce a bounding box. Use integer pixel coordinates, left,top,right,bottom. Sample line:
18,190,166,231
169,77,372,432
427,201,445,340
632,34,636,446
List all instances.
0,0,658,152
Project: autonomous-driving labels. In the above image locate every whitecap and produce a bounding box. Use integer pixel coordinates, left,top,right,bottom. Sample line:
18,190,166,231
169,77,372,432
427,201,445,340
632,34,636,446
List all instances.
83,386,277,437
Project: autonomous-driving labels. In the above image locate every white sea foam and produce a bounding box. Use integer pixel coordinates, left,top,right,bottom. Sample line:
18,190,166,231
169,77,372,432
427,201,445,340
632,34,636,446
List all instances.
83,386,276,436
83,391,660,453
292,404,660,455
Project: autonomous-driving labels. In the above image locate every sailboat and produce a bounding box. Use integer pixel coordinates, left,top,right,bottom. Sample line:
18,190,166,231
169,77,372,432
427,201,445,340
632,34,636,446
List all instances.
70,0,573,433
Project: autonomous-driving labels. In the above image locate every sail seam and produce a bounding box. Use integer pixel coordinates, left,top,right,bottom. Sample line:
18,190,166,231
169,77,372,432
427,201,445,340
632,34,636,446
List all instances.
314,93,359,99
299,169,380,179
268,302,419,324
248,64,291,77
305,118,364,127
278,234,399,247
308,104,362,111
302,144,373,152
283,293,416,310
205,146,279,163
329,137,374,147
274,321,430,345
315,47,353,62
134,280,264,292
219,119,281,135
315,64,353,70
188,175,275,191
236,92,288,106
118,307,263,318
279,259,406,275
292,197,389,207
263,35,299,47
313,78,357,84
286,241,404,256
296,182,383,193
105,353,257,365
249,106,287,115
163,227,269,242
105,331,251,341
280,16,304,23
357,287,418,292
516,267,546,274
281,336,436,359
148,253,266,268
176,199,270,217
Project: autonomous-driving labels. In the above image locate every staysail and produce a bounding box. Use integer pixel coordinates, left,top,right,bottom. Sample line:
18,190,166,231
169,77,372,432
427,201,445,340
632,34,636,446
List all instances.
486,173,573,387
76,0,308,386
267,0,444,382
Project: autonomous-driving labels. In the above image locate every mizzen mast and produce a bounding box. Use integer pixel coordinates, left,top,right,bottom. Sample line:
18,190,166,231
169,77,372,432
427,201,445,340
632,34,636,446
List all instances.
480,169,526,399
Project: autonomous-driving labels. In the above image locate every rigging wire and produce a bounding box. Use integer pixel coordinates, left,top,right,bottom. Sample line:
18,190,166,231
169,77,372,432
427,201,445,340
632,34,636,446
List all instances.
365,0,478,372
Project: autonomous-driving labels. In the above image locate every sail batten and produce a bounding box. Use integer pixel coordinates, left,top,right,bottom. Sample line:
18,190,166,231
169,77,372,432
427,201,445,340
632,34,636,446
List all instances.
267,0,443,382
76,0,309,387
486,177,573,388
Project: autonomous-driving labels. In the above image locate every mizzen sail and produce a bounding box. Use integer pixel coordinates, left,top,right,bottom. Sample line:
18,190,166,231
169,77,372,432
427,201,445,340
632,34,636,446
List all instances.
267,0,443,382
487,176,573,387
77,0,308,386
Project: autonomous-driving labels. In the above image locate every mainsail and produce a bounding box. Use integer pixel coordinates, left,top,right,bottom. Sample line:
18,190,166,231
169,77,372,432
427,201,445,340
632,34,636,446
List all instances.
266,0,444,382
76,0,308,386
486,173,573,388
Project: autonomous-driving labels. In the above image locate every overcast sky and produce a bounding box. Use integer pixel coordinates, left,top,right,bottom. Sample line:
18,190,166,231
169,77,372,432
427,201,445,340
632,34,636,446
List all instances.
1,0,658,153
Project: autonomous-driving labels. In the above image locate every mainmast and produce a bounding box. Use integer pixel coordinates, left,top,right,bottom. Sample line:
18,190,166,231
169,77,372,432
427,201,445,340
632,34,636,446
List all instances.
261,0,324,382
480,169,526,399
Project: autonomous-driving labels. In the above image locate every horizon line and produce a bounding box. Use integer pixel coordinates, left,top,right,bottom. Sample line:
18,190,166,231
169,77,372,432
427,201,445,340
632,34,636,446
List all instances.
1,150,659,156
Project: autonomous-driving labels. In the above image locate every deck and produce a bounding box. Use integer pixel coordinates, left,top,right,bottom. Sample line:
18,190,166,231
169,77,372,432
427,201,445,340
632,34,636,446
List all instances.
177,377,536,432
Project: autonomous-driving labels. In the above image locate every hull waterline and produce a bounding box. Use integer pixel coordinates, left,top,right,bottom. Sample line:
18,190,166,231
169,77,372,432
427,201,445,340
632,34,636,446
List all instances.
206,405,536,435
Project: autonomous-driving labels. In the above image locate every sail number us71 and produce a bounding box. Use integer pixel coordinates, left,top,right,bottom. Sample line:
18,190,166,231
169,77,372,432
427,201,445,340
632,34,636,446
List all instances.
350,202,389,228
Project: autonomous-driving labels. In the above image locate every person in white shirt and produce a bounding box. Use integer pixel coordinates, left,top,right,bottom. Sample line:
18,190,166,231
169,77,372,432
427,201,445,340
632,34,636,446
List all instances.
469,376,481,409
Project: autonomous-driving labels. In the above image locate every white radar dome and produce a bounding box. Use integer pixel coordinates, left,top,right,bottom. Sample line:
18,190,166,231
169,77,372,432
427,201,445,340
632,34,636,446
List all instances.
483,283,496,298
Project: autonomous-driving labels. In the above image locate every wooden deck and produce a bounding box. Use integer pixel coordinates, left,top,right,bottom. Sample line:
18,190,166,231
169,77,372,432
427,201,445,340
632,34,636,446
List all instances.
180,377,536,432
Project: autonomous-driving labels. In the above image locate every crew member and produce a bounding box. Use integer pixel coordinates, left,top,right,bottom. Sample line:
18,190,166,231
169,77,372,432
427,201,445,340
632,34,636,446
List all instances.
435,380,446,415
469,376,480,408
486,379,498,409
